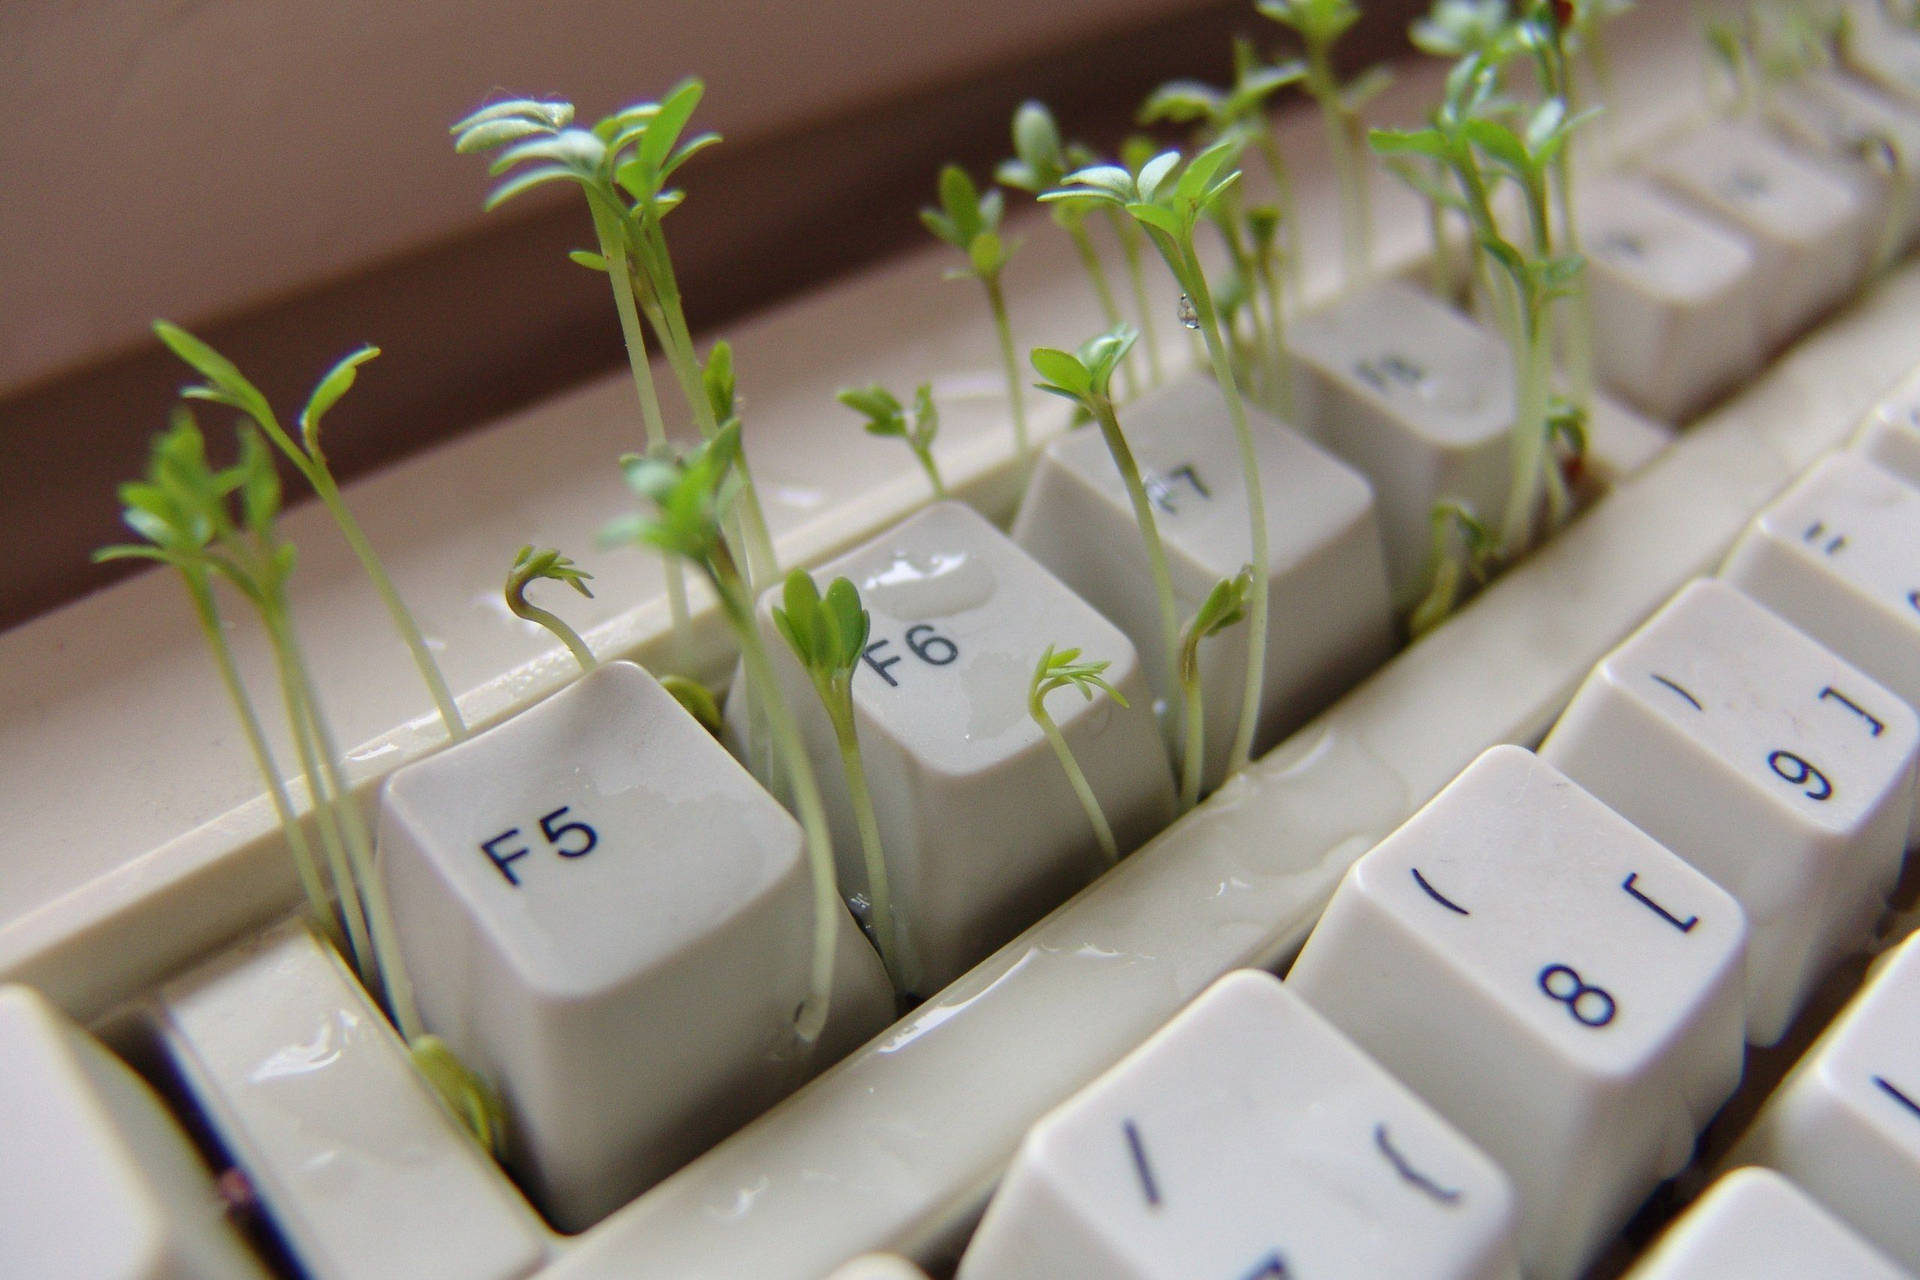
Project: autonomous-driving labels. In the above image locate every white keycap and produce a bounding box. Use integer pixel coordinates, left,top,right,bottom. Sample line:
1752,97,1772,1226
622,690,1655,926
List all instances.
1013,373,1393,787
154,921,551,1280
1646,117,1875,348
958,970,1520,1280
1287,279,1511,601
1845,5,1920,110
0,984,267,1279
1725,931,1920,1272
1720,449,1920,836
1854,365,1920,487
1286,745,1747,1280
825,1256,932,1280
1540,578,1918,1045
1579,174,1763,423
1623,1166,1910,1280
377,658,892,1230
1768,70,1920,256
746,501,1176,994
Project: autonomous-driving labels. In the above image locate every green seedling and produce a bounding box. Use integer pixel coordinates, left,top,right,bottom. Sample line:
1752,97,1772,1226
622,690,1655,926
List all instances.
602,427,838,1044
454,86,782,650
922,164,1028,454
1258,0,1394,287
1244,203,1294,415
1142,38,1307,321
1407,501,1497,638
772,571,909,993
838,382,947,499
1117,136,1170,384
99,414,501,1156
660,675,725,736
1031,324,1201,806
1372,52,1592,565
1044,141,1273,778
1177,569,1253,811
999,101,1142,396
1028,646,1129,864
153,323,466,742
506,545,597,673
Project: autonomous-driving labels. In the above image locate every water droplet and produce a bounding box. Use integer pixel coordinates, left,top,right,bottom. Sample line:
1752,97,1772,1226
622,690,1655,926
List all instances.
1176,293,1200,330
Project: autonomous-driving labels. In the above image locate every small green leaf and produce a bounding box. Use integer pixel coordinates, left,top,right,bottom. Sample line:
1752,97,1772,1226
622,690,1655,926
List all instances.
1030,347,1093,399
569,249,609,272
703,341,737,428
660,675,724,734
1136,150,1182,202
298,345,379,455
451,98,573,136
482,164,582,212
1369,126,1451,161
452,116,554,154
969,229,1007,277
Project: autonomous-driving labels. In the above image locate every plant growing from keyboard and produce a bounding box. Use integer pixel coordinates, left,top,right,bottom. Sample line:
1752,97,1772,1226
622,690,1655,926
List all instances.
1028,646,1129,864
838,382,947,500
923,164,1029,454
1407,501,1497,639
98,413,504,1154
453,85,783,658
1031,324,1204,808
1141,38,1304,401
1257,0,1394,287
604,427,840,1043
1372,52,1589,565
1177,568,1253,810
998,101,1144,396
1044,142,1273,778
506,545,598,673
773,571,910,992
153,323,468,742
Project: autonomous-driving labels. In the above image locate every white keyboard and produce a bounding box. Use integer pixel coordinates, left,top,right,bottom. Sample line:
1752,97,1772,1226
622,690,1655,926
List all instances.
9,2,1920,1275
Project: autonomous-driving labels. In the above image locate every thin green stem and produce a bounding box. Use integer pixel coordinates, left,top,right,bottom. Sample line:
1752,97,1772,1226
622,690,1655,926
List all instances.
186,573,341,952
913,445,949,501
1179,668,1206,814
306,470,465,742
1033,696,1119,864
1110,210,1165,386
1210,204,1272,382
719,564,836,1044
982,273,1029,455
1253,245,1293,420
1256,133,1305,303
1089,398,1182,730
1309,41,1370,287
517,599,596,673
1066,221,1135,398
1500,305,1555,556
280,613,423,1040
1178,250,1269,777
826,700,907,991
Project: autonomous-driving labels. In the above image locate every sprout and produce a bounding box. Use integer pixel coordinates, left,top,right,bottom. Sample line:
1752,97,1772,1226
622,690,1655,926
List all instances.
1408,501,1497,639
1044,142,1273,778
153,323,466,742
505,545,597,673
602,428,840,1044
1177,569,1253,811
1028,646,1129,864
838,382,947,500
773,572,910,992
99,412,501,1156
923,164,1029,454
1258,0,1394,287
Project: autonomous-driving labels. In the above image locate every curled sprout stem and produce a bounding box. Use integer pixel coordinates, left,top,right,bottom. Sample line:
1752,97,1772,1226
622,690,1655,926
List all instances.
1028,647,1127,865
1177,569,1253,811
506,545,597,673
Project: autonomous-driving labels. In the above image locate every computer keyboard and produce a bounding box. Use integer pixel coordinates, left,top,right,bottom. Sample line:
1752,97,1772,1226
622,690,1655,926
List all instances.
8,1,1920,1275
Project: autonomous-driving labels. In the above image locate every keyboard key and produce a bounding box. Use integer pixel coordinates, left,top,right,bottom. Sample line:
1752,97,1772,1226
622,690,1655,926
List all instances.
377,658,892,1230
748,500,1175,994
1720,449,1920,832
1622,1166,1910,1280
1287,280,1512,600
1767,70,1920,258
1844,5,1920,110
1646,117,1876,348
0,984,267,1278
1540,579,1918,1045
1013,373,1393,787
1287,745,1747,1280
957,970,1519,1280
154,921,550,1280
1580,174,1763,423
825,1257,931,1280
1853,364,1920,487
1725,931,1920,1272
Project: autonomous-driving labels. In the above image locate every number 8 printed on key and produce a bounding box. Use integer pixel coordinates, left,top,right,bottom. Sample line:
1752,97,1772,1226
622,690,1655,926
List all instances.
1538,963,1616,1027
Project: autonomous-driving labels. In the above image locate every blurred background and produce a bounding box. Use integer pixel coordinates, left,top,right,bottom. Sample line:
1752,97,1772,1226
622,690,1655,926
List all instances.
0,0,1422,631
